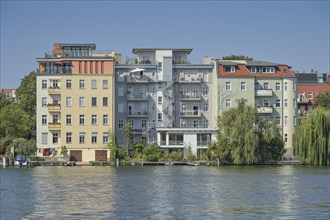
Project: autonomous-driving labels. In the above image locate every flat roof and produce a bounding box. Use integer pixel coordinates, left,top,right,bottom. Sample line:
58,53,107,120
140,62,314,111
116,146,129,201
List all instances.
132,48,193,54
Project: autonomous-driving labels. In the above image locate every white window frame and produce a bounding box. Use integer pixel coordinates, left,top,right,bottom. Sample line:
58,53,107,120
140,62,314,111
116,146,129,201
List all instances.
103,115,109,125
66,97,72,107
92,115,97,125
275,99,281,108
79,97,85,107
42,80,47,89
275,82,281,91
66,132,72,144
241,82,246,91
225,99,231,108
91,79,97,89
225,82,231,91
307,91,313,99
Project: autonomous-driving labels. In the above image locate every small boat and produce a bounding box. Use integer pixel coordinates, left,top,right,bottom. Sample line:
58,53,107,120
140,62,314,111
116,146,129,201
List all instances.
14,154,28,167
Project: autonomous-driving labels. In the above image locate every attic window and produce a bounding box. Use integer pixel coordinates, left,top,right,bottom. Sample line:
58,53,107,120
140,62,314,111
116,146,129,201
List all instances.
224,66,235,72
284,69,287,73
262,67,275,73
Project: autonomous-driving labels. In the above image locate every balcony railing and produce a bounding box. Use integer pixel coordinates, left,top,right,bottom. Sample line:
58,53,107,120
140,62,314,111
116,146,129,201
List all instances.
297,98,310,103
180,110,201,117
257,106,273,114
197,141,211,146
127,111,148,117
127,75,149,83
48,122,61,130
255,89,272,96
169,141,184,145
47,103,61,111
127,94,148,101
179,76,202,83
44,50,114,58
179,93,201,100
133,128,147,134
48,87,61,94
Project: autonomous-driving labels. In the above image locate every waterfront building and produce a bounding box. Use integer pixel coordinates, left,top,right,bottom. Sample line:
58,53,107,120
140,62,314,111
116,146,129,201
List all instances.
36,43,116,162
204,59,297,158
115,48,217,158
296,72,330,117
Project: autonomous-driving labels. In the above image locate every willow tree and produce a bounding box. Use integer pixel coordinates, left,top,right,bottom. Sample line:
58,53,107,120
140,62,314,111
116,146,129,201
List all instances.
294,108,330,165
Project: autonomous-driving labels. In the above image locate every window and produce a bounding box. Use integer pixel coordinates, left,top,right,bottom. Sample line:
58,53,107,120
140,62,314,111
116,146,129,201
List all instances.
66,80,72,89
275,82,281,91
92,97,97,107
193,120,199,128
118,120,123,129
293,82,296,91
226,99,231,108
42,115,47,125
128,120,134,127
308,91,313,99
284,133,288,143
284,82,288,91
92,132,97,144
66,97,72,107
103,80,108,89
241,82,246,91
52,133,58,144
263,82,269,90
52,80,59,87
158,62,162,69
263,99,269,107
262,67,275,73
276,116,281,125
66,132,72,144
92,115,97,125
251,67,257,73
142,120,147,128
181,103,186,112
53,114,58,123
158,96,163,104
42,97,47,107
79,132,85,144
158,113,163,121
152,103,156,111
226,82,231,91
79,80,85,89
42,133,48,144
202,87,209,96
118,87,124,96
284,116,288,125
79,114,85,125
103,115,108,125
224,66,235,72
42,80,47,89
284,99,288,108
275,99,281,108
181,120,187,128
203,120,209,128
103,97,108,107
103,132,109,144
299,92,305,99
255,82,259,90
118,103,124,113
66,114,71,125
79,97,85,107
203,102,209,112
293,99,296,108
91,80,97,89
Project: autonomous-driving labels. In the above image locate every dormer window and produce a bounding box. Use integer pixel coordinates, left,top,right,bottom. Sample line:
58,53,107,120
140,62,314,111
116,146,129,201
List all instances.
224,66,236,72
251,67,258,73
262,67,275,73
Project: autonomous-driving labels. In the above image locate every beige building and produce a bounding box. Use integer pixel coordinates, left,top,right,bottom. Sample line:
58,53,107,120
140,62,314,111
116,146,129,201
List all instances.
36,43,115,162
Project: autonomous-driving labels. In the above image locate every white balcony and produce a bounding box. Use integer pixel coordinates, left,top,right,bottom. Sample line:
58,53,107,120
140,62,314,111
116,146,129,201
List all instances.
180,110,201,117
179,93,201,100
255,89,272,96
257,106,273,114
127,75,149,83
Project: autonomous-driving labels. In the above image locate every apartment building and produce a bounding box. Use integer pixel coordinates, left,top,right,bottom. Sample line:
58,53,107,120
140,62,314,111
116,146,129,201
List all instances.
205,59,297,158
115,48,217,158
296,72,330,117
36,43,115,162
1,89,16,99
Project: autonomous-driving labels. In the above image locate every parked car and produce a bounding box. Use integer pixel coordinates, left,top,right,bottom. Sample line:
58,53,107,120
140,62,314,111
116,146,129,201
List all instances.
14,154,28,167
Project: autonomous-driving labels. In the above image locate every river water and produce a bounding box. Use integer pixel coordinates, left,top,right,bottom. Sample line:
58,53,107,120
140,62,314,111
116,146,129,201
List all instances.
0,165,329,219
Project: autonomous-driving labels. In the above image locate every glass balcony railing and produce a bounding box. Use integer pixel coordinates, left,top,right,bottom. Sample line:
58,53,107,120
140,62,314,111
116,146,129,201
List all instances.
127,111,148,117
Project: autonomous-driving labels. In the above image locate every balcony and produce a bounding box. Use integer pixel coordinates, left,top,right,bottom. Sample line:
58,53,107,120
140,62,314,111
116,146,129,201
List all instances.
180,110,201,117
48,122,61,130
255,89,272,96
127,94,148,101
48,87,61,94
257,106,273,114
127,111,148,117
297,97,310,104
47,103,61,112
197,141,211,146
127,75,149,83
133,128,147,134
179,75,202,83
169,140,184,145
180,93,201,100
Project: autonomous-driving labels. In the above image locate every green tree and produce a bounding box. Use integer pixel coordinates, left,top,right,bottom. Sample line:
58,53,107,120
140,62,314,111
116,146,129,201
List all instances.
142,144,165,162
186,146,197,161
314,91,330,109
294,107,330,165
0,92,13,109
167,149,183,161
15,71,36,138
122,123,134,156
11,138,36,156
107,133,117,163
214,99,285,165
222,55,253,61
60,146,69,158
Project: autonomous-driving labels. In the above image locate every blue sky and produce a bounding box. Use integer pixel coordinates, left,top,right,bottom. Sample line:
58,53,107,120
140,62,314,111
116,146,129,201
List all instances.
1,0,329,88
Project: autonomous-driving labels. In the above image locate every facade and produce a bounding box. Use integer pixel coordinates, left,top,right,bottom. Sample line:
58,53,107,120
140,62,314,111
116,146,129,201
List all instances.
206,59,297,158
115,48,217,158
296,72,330,117
36,43,115,162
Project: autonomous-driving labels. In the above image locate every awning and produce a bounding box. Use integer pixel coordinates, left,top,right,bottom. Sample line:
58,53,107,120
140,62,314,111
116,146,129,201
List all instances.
129,68,145,73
